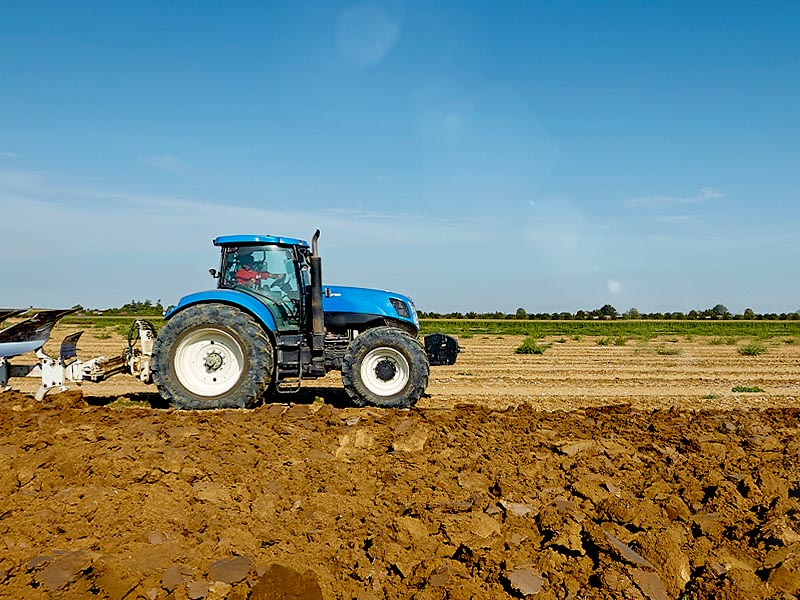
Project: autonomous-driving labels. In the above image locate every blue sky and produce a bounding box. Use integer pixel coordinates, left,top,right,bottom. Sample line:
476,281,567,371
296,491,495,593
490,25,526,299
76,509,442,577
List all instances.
1,1,798,313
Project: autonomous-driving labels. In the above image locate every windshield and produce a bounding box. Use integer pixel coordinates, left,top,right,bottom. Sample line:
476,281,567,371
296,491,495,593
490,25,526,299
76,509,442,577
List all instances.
220,244,301,331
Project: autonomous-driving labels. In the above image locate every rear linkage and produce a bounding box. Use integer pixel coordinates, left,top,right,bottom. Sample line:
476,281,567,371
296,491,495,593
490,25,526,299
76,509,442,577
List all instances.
0,306,156,401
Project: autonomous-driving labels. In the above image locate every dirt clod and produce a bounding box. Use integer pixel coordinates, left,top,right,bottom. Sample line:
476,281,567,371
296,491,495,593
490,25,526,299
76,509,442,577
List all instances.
1,332,798,598
250,564,323,599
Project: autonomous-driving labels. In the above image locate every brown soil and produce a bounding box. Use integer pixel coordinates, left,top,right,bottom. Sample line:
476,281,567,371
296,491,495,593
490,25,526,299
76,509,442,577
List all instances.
1,328,799,599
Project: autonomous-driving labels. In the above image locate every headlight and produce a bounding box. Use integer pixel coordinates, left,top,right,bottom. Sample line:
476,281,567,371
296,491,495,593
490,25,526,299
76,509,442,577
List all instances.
389,297,410,319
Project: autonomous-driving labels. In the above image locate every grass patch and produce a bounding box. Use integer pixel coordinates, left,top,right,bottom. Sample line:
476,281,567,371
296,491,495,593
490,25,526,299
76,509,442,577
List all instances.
701,393,720,400
731,385,765,393
596,337,612,346
709,336,739,346
515,337,552,355
420,319,800,339
656,346,682,356
738,343,768,356
613,336,628,346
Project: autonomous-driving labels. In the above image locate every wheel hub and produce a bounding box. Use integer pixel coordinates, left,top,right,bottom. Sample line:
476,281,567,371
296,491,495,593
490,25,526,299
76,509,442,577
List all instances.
204,350,224,372
374,358,397,381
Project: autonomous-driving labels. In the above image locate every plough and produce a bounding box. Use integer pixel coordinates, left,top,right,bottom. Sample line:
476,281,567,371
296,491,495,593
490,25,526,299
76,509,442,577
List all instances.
0,306,156,401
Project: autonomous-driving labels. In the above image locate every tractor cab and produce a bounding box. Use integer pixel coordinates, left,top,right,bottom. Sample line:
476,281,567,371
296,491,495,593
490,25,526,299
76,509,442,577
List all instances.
214,235,309,332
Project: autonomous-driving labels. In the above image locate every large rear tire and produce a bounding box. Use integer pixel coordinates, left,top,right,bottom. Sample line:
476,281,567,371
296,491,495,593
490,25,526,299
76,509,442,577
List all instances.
152,304,273,409
342,326,429,408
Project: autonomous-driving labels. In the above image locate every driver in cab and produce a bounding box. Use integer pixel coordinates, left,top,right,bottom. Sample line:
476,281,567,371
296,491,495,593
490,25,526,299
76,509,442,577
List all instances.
235,253,284,289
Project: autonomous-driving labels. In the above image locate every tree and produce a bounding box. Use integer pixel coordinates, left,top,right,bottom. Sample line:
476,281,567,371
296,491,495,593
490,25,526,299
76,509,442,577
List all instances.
624,308,641,320
711,304,730,318
599,304,618,318
743,308,756,319
515,307,528,320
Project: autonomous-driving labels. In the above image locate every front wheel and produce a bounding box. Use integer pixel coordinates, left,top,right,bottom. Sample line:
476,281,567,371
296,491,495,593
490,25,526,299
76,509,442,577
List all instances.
151,303,274,409
342,326,429,408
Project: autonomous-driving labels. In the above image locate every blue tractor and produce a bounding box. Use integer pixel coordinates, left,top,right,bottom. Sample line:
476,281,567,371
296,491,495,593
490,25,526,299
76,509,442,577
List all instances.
151,231,459,409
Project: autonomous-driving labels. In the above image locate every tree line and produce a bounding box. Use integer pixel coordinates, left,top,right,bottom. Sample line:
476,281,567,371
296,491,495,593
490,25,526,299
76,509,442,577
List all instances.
97,299,800,321
419,304,800,321
98,299,166,316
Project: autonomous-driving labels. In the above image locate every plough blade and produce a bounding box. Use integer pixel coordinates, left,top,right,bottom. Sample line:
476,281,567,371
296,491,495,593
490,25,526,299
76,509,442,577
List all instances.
60,331,84,361
0,305,83,358
0,308,27,325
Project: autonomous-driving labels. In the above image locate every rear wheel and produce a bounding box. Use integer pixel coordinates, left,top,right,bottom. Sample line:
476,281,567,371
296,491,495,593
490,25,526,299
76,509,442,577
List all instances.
152,303,273,409
342,326,429,408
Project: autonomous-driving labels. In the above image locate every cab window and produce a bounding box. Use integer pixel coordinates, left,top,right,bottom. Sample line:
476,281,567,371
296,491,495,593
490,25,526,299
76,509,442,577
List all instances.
220,245,301,331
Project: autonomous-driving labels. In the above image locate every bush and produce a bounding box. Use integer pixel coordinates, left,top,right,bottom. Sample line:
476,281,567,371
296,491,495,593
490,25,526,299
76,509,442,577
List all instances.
738,343,767,356
515,337,551,355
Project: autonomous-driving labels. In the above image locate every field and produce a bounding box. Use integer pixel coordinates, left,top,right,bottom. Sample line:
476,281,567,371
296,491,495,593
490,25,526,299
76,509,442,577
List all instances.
1,320,799,599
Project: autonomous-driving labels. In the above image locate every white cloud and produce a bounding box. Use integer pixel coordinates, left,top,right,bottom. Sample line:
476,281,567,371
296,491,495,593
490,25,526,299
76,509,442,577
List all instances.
0,151,19,158
625,187,724,208
606,279,622,294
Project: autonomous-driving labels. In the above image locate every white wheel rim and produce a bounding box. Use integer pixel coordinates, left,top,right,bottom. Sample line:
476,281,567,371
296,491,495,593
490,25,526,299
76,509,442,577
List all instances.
360,347,410,397
174,328,245,397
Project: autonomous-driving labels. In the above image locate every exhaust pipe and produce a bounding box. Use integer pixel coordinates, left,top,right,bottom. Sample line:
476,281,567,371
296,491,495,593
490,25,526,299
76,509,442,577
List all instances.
310,229,325,352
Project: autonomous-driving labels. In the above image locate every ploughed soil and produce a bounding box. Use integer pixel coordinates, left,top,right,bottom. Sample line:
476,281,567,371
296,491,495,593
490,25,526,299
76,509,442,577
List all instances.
1,328,799,599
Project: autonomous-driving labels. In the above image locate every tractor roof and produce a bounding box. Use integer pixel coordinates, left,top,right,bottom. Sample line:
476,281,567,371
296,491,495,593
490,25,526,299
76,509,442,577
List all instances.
213,234,309,248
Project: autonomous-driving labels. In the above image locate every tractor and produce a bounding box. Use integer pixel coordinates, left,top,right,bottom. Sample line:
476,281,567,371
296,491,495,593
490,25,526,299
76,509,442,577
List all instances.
151,230,459,409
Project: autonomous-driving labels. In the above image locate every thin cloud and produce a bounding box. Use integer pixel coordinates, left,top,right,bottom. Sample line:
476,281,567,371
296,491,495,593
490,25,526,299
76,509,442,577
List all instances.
138,154,188,173
655,215,694,224
0,167,501,252
625,187,724,208
0,151,20,158
0,169,509,307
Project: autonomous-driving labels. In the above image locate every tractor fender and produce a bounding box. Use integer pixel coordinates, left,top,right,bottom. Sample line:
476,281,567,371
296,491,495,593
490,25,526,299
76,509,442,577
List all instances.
165,290,278,333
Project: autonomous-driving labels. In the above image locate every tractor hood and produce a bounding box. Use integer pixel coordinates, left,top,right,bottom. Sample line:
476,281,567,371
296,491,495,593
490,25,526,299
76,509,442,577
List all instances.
321,285,419,329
